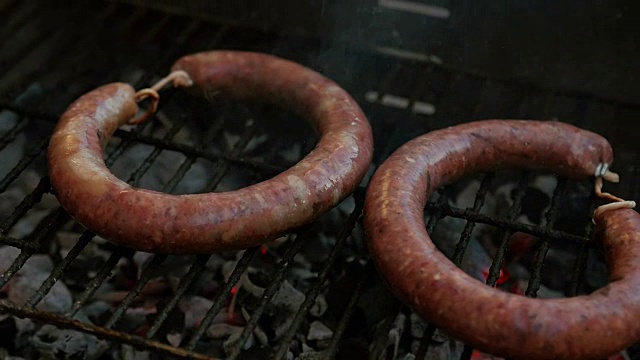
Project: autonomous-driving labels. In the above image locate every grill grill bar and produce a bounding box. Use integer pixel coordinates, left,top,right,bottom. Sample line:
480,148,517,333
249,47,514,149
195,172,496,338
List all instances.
1,2,638,358
183,247,259,350
567,213,597,297
24,231,95,309
227,229,310,359
325,260,371,359
0,138,47,195
145,254,210,339
452,173,494,266
425,202,590,244
1,177,51,235
0,298,214,360
486,173,530,286
273,190,366,359
66,249,131,317
524,179,567,297
104,254,169,329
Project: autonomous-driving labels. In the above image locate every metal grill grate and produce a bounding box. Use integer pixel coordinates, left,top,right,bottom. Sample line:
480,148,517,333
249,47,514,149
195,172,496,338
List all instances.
0,1,639,359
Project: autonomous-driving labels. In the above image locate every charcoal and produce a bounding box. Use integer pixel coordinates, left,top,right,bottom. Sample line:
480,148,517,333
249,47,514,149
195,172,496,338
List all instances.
6,257,72,314
296,350,328,360
31,324,108,360
207,323,254,353
253,324,269,346
356,281,397,327
80,301,112,324
272,280,305,311
119,344,150,360
179,296,214,328
306,321,333,341
0,315,17,351
308,294,327,318
109,143,211,194
166,332,182,347
409,313,427,338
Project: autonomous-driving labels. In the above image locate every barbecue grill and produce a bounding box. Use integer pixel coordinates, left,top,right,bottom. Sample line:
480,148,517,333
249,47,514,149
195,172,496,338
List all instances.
1,1,639,359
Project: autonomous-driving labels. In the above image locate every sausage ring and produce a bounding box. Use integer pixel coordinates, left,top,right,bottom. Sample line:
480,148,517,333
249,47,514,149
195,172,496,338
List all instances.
48,51,373,254
364,120,639,360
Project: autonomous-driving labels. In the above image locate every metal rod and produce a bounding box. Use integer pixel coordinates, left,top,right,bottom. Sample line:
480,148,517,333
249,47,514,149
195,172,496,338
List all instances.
273,191,365,359
0,137,48,195
183,247,259,350
65,248,132,317
226,228,311,360
25,231,95,308
324,260,371,359
524,179,567,297
452,173,494,266
103,254,168,329
0,299,217,360
145,254,210,339
424,198,589,244
486,173,530,286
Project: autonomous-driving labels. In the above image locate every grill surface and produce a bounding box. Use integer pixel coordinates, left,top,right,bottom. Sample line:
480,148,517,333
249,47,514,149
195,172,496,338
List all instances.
1,1,639,359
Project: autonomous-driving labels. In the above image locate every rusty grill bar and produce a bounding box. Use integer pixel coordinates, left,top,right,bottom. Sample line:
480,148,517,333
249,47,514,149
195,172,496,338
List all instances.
0,1,639,359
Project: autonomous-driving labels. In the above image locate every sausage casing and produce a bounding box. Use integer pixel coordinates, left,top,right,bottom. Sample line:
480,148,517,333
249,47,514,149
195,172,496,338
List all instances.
364,120,639,359
48,51,373,254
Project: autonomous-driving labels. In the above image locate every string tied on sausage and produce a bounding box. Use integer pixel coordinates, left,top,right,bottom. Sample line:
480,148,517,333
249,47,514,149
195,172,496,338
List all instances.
129,70,194,125
593,162,636,221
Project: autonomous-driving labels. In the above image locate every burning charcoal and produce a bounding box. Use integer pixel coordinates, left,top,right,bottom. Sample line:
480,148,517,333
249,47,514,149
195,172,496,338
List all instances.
307,321,333,341
309,294,327,318
31,325,108,360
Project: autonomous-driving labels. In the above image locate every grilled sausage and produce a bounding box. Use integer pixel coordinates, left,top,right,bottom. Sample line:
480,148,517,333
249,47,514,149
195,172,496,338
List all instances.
48,51,373,254
364,120,639,360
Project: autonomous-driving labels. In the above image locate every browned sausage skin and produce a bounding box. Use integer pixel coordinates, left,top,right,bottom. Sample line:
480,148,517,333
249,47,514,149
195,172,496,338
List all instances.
48,51,373,254
364,120,639,360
